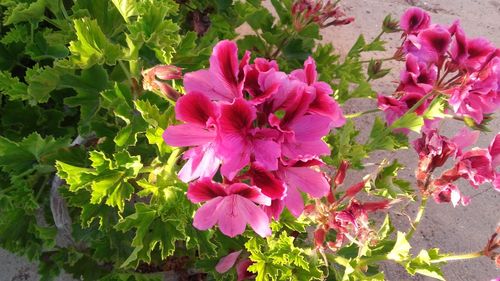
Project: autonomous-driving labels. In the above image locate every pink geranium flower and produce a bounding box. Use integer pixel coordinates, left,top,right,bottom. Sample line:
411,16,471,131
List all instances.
187,179,271,237
277,160,330,217
400,7,430,34
163,92,221,182
218,98,281,179
184,40,249,102
290,57,345,127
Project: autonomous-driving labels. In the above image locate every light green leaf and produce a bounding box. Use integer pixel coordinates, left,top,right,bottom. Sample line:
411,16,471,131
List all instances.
68,18,123,68
387,232,411,262
391,112,424,133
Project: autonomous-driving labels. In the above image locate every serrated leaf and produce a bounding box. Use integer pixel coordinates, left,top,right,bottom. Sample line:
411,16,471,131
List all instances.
0,71,28,101
3,0,46,25
387,232,411,262
391,112,424,133
115,203,186,268
68,18,123,68
405,249,447,281
366,117,408,151
25,65,60,105
368,160,414,200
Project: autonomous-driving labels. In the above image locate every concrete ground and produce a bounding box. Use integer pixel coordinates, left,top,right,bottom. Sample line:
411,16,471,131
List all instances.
1,0,499,280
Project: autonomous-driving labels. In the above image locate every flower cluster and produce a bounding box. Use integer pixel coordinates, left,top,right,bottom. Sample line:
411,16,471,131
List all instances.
307,178,392,252
163,40,345,237
413,129,500,207
291,0,354,32
378,7,500,130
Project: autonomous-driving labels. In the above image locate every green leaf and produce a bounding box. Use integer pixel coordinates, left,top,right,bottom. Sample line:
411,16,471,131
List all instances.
367,160,414,200
0,133,69,174
391,112,424,133
57,150,142,213
366,117,408,151
3,0,46,25
112,0,139,21
0,71,28,101
134,99,170,128
387,232,411,262
101,83,148,147
423,96,446,120
68,18,124,68
405,249,447,281
25,65,60,105
246,8,274,31
324,120,368,169
26,30,69,60
115,202,186,268
61,65,109,133
246,233,324,281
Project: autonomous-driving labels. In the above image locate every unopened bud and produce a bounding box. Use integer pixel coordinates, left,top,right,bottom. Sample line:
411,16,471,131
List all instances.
382,14,399,33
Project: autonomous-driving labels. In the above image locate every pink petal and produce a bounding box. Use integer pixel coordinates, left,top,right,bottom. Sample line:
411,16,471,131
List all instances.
210,40,242,101
219,135,251,180
237,196,272,237
215,250,242,273
284,166,330,198
282,139,330,161
290,114,332,142
252,139,281,171
249,165,285,200
489,134,500,167
187,179,226,203
163,124,216,147
219,98,256,135
193,197,224,230
178,144,220,182
216,196,249,237
451,128,480,150
175,92,218,126
284,185,304,217
227,183,271,206
263,199,285,220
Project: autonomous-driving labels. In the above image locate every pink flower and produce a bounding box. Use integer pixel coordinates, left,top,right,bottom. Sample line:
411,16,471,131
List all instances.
413,129,458,170
217,98,281,180
184,40,249,102
398,54,437,94
187,179,271,237
465,37,496,72
290,57,345,127
243,58,284,104
432,182,470,207
404,25,451,64
449,20,468,67
278,160,330,217
400,7,430,34
163,92,220,182
449,57,500,124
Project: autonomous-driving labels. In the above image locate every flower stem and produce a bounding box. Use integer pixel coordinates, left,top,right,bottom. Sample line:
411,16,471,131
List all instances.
345,108,380,118
407,196,428,240
359,57,394,64
431,251,483,263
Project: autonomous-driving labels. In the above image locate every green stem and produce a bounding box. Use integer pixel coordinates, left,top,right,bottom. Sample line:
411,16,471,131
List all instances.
407,196,428,240
345,108,380,119
357,254,388,266
431,251,483,263
119,60,133,83
359,57,394,64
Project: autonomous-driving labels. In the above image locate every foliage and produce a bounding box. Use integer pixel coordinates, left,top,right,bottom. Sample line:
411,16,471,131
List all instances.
0,1,498,281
